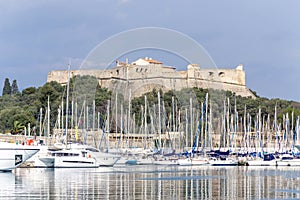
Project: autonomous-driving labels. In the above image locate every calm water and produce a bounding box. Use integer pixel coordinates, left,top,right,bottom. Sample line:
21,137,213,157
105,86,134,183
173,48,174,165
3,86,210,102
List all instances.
1,165,300,199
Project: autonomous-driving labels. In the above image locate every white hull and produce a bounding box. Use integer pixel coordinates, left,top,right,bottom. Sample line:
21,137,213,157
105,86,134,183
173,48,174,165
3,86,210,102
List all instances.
137,157,154,165
39,144,119,168
153,158,178,165
91,152,120,167
54,156,98,168
209,158,238,166
178,158,209,166
247,159,277,166
22,146,51,167
0,142,39,171
276,154,300,166
39,149,98,168
276,160,300,166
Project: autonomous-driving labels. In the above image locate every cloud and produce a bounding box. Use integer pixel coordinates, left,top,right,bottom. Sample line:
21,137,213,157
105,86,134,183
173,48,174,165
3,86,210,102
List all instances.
0,1,300,101
118,0,130,5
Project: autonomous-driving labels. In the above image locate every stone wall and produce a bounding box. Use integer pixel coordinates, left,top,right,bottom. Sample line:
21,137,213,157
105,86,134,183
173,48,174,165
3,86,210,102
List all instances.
47,60,255,98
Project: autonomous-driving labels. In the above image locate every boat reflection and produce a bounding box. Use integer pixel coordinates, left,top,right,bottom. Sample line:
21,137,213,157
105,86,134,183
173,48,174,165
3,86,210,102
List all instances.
0,172,15,199
1,166,300,199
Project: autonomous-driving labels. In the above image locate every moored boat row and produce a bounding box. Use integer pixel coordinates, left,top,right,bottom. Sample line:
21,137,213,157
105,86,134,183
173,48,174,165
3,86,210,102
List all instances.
5,139,300,170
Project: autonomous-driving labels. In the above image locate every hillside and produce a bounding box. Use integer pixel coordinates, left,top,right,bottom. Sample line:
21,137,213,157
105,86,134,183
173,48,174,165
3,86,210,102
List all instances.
0,75,299,135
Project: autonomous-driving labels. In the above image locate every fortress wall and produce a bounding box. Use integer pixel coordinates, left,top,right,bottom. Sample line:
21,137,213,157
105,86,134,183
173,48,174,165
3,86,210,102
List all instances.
47,61,254,98
104,75,254,98
48,70,69,84
186,78,254,98
187,67,245,86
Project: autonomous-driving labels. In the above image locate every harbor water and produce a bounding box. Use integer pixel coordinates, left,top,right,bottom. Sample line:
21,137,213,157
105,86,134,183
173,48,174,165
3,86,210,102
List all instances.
1,165,300,199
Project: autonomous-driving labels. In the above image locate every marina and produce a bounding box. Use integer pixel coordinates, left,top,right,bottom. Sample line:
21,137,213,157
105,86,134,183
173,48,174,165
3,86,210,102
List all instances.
1,1,300,199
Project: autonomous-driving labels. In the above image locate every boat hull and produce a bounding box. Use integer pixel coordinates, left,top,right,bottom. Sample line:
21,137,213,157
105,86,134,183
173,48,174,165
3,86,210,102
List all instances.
247,160,277,166
209,159,238,166
0,143,40,171
54,157,98,168
276,159,300,166
178,158,209,166
91,152,120,167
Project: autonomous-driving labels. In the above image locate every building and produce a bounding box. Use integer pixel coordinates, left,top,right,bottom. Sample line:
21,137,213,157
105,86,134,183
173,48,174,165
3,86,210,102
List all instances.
47,57,255,98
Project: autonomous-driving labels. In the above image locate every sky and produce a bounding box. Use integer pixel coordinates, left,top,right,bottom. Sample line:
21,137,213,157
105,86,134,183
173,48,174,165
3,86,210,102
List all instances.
0,1,299,101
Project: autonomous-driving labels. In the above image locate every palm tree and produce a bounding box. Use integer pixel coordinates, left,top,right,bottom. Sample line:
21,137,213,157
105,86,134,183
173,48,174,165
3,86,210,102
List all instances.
11,121,24,135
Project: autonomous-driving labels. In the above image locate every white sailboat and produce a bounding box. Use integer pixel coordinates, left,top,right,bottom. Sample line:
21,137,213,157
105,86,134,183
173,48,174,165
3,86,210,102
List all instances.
208,156,238,166
246,153,277,166
275,154,300,166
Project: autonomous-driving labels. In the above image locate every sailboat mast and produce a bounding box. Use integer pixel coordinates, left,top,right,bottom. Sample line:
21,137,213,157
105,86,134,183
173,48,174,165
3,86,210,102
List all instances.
172,96,175,132
39,107,43,137
71,100,74,137
115,92,118,140
144,96,147,149
209,99,212,150
274,105,278,151
158,91,162,150
204,93,208,150
296,116,299,145
190,97,193,148
106,100,110,149
244,113,247,150
185,108,188,149
93,100,95,131
61,99,64,136
47,96,50,140
128,90,131,141
291,110,294,149
65,63,71,144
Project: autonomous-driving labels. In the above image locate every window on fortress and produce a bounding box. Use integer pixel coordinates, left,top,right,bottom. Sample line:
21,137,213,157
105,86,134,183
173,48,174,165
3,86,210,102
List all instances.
116,70,119,75
136,68,139,72
218,72,225,77
209,72,214,76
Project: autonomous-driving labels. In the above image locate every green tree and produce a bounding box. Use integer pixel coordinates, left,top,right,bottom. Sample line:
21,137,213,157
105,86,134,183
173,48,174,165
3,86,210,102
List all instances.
11,80,19,95
11,120,24,135
2,78,11,96
70,75,99,107
95,85,111,114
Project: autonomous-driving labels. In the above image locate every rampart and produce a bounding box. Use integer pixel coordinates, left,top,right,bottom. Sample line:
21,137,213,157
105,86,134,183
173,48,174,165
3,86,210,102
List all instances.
47,58,255,98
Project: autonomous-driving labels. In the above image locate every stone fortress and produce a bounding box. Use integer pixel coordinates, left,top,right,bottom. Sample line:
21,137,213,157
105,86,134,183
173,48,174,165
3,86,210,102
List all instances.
47,57,255,98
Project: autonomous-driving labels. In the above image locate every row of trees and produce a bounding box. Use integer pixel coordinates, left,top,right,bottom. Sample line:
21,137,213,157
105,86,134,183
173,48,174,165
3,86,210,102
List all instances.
0,76,111,134
2,78,19,96
0,75,299,135
131,88,300,127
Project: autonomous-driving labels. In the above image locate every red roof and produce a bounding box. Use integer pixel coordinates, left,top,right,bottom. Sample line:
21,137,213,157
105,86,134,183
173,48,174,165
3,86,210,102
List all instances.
143,58,163,64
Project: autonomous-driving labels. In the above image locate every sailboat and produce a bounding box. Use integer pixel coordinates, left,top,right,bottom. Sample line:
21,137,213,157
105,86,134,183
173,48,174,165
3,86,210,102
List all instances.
208,97,238,166
178,94,210,166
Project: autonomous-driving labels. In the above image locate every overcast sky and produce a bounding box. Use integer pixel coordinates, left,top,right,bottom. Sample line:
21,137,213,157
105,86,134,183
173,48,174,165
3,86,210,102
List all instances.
0,1,299,101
